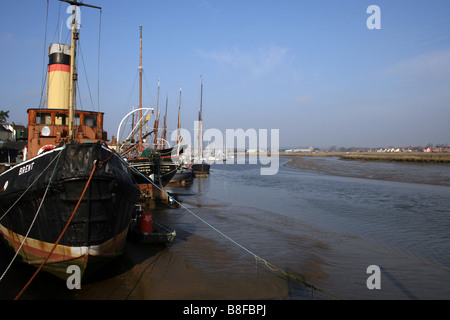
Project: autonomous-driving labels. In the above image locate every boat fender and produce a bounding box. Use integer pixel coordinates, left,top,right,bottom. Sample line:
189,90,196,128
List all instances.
0,181,8,193
38,144,56,155
139,213,153,233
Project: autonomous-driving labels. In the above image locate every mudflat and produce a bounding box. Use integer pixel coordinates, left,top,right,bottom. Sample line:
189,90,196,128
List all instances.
280,152,450,164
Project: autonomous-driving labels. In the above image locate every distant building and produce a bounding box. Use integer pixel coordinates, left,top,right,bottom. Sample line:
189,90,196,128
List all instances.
0,124,14,141
0,123,27,142
285,146,314,153
424,147,441,153
0,123,28,164
13,124,27,140
377,147,401,153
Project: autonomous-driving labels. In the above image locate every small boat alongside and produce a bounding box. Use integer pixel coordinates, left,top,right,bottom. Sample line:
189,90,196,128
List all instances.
169,166,194,187
191,162,210,177
129,205,176,244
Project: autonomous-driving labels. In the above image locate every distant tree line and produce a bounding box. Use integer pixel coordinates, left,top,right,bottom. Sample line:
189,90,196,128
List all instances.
0,110,9,123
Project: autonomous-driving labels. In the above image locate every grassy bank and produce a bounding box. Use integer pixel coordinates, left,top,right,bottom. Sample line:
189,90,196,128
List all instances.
279,152,450,164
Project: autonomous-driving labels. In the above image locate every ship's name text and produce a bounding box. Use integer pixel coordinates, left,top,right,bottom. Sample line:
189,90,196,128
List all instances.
18,162,35,176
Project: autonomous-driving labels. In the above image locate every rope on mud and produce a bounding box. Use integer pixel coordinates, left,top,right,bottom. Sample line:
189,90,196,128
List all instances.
127,164,339,299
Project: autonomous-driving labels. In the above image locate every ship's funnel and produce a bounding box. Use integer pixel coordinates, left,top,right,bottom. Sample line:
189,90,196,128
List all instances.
47,43,71,110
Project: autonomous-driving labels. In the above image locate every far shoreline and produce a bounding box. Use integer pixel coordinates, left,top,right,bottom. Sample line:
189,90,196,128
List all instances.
278,152,450,164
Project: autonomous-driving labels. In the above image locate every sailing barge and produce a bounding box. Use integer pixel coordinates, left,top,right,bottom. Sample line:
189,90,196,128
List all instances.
0,1,140,280
119,26,179,192
192,75,210,177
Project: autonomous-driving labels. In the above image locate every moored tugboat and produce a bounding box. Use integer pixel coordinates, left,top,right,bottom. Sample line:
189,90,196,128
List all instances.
0,0,140,280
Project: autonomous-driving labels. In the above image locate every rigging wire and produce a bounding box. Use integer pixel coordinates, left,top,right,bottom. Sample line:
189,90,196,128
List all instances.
78,39,95,110
142,70,156,109
75,42,82,110
97,8,102,112
67,6,103,111
142,70,157,136
50,1,62,43
118,70,139,142
124,71,139,113
38,0,50,109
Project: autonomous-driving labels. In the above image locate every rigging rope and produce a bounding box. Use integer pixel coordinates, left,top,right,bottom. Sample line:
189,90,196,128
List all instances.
78,39,95,110
126,164,339,299
97,8,102,112
50,1,62,43
120,71,139,124
38,0,50,108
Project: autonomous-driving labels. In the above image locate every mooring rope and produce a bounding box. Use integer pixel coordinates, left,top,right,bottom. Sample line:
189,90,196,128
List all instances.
126,164,339,299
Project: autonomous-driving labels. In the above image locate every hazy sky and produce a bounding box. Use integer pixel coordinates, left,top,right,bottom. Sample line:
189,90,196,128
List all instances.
1,0,449,148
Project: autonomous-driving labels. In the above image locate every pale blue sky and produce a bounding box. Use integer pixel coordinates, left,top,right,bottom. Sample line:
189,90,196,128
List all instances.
1,0,449,148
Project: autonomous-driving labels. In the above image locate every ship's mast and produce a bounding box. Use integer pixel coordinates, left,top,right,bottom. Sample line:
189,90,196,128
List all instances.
67,5,77,140
153,78,160,148
161,92,168,146
177,84,182,155
60,0,101,141
138,25,143,152
198,75,203,161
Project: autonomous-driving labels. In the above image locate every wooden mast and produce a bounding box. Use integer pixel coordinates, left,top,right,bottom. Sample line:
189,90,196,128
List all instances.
60,0,101,141
177,84,182,155
198,75,203,161
161,92,168,148
153,79,160,148
138,25,143,153
68,7,77,140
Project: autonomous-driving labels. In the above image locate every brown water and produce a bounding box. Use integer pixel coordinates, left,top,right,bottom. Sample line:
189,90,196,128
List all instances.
1,156,450,300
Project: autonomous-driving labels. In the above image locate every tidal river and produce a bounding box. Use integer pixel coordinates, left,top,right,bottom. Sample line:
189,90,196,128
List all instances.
1,156,449,300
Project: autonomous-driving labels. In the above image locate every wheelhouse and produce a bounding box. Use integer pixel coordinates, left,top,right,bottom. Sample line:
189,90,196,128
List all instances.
27,108,107,158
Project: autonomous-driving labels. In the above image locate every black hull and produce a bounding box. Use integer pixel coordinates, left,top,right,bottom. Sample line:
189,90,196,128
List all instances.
167,168,194,187
191,163,210,176
0,142,140,279
128,158,178,187
171,169,194,182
